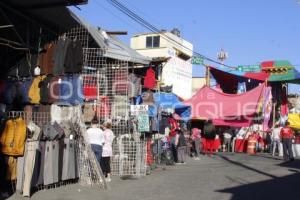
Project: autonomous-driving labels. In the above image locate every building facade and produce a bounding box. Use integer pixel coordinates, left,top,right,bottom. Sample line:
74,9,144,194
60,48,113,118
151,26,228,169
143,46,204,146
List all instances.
131,30,194,99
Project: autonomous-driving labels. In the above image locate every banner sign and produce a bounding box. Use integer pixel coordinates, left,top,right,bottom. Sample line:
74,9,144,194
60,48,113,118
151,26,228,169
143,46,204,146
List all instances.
237,65,261,72
191,56,204,65
130,105,148,115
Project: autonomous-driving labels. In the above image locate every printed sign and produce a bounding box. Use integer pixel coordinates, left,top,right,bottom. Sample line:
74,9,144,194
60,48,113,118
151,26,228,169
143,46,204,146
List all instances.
237,65,261,72
162,57,193,99
191,56,204,65
130,105,149,115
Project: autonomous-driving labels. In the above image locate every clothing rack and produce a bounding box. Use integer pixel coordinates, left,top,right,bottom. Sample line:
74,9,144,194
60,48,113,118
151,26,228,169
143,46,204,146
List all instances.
7,111,50,127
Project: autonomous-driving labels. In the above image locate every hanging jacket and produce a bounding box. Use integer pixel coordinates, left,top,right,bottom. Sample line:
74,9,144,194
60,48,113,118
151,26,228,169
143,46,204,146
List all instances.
38,43,56,75
64,40,83,74
52,38,71,75
1,117,27,156
39,75,53,104
28,75,46,104
144,67,156,89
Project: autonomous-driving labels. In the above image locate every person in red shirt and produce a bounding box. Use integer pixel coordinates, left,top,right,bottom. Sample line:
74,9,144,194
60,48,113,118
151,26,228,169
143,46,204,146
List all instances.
280,122,295,162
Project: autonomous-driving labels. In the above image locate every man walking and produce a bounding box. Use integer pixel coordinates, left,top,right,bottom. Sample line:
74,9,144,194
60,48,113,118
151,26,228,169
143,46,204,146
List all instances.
272,124,282,156
280,122,294,162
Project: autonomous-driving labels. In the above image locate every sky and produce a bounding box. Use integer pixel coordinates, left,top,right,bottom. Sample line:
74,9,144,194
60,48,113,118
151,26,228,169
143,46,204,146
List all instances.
71,0,300,93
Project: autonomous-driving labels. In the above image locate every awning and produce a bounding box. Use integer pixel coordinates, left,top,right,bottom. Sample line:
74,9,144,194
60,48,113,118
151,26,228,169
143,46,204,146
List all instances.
74,16,151,64
0,1,87,74
147,92,191,120
184,84,265,120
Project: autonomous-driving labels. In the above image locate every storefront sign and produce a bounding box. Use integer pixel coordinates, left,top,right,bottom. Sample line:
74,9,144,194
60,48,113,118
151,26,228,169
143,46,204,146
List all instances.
237,65,261,72
162,57,193,99
130,105,148,115
137,114,150,132
191,56,204,65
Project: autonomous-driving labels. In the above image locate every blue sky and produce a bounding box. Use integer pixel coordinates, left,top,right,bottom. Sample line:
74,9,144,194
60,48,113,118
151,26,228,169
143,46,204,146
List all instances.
71,0,300,93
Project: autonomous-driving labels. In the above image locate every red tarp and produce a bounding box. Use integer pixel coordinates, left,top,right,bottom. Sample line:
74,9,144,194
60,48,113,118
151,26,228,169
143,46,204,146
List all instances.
184,84,265,120
212,118,252,127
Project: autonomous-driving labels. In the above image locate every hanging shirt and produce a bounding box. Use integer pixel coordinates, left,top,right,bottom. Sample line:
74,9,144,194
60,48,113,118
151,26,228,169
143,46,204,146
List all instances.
64,40,83,74
39,43,56,75
144,67,156,89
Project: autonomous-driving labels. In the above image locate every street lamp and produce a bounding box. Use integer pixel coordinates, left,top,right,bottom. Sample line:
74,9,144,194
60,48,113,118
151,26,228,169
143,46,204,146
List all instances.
217,48,228,65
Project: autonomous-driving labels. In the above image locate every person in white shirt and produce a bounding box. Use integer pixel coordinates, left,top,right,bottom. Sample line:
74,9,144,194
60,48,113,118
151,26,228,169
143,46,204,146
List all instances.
223,129,232,152
101,122,115,182
86,119,104,166
272,124,282,156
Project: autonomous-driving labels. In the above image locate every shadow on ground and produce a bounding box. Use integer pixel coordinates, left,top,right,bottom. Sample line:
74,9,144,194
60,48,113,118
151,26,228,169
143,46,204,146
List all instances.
217,154,300,200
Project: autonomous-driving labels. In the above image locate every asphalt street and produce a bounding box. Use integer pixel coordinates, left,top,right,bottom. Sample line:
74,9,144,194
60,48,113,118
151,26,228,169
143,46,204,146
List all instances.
8,153,300,200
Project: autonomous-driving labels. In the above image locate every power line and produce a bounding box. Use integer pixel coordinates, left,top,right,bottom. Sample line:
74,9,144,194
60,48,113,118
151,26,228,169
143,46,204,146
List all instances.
105,0,236,69
92,0,144,34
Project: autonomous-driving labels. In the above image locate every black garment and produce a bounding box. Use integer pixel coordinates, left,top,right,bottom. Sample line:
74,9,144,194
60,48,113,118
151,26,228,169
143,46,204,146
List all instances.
282,138,294,161
100,157,111,177
204,123,216,139
53,38,71,75
171,143,178,163
7,55,36,77
64,40,83,74
177,133,187,147
39,75,53,104
159,117,169,134
36,141,46,186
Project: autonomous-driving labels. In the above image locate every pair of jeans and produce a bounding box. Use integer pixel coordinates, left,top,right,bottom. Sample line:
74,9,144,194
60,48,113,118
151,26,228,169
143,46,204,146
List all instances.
282,138,294,161
91,144,103,165
194,139,201,157
272,139,281,156
177,146,186,163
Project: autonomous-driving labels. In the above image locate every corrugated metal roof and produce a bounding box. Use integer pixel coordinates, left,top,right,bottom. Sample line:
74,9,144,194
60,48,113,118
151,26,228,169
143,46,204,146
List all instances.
73,14,151,64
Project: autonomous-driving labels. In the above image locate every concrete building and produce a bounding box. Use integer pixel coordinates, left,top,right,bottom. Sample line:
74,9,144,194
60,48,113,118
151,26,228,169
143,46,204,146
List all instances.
130,29,194,99
192,77,206,95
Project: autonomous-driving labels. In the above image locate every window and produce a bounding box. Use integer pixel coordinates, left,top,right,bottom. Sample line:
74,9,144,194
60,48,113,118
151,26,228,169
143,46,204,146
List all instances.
146,36,160,48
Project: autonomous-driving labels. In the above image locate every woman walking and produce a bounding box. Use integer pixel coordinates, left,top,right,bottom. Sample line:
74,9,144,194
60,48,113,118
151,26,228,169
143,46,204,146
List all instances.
101,122,115,182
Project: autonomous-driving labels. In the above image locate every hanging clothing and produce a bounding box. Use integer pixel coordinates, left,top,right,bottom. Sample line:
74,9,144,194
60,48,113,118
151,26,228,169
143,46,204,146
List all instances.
64,40,83,74
96,96,111,117
52,38,71,75
281,86,288,116
38,43,56,75
83,103,96,123
20,78,33,104
111,95,128,117
144,67,156,89
61,138,77,181
28,75,46,104
83,75,98,101
113,69,128,95
1,117,26,156
48,76,62,104
39,75,53,104
44,140,60,185
128,73,141,98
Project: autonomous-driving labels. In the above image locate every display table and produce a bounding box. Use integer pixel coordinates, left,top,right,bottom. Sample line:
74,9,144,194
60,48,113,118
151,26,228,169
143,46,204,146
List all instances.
234,139,248,153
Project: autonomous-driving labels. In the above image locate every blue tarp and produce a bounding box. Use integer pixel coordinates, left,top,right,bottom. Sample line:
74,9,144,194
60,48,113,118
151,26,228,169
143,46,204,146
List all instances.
146,92,191,120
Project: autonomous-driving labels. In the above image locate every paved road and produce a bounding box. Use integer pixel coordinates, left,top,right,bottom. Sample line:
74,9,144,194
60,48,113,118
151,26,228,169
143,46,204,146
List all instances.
8,153,300,200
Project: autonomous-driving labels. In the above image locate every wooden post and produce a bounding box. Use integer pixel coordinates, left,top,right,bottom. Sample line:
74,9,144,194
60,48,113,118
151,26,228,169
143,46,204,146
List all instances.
206,65,210,87
272,102,276,127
